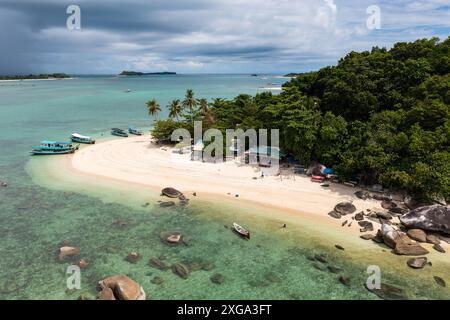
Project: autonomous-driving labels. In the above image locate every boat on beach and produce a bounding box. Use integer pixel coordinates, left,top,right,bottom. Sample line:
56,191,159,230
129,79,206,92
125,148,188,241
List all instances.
233,222,250,239
31,140,78,155
128,126,143,136
71,133,95,144
111,128,128,137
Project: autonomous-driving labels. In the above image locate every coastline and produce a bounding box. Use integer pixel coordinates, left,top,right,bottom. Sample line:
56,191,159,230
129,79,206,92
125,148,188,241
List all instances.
0,78,75,82
25,134,450,299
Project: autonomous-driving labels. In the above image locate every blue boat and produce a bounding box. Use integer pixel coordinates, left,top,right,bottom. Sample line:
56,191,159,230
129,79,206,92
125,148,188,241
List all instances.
128,126,143,136
31,140,78,155
111,128,128,137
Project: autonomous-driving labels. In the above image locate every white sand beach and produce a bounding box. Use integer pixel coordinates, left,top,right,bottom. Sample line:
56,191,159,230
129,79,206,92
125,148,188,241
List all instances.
69,134,388,233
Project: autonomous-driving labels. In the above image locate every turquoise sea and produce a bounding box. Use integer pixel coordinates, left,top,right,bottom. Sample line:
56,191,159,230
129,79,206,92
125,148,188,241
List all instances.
0,74,449,300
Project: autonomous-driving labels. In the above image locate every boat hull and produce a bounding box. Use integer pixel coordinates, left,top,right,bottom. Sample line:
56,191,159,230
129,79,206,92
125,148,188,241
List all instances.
71,137,95,144
31,149,75,155
233,223,250,239
111,132,128,137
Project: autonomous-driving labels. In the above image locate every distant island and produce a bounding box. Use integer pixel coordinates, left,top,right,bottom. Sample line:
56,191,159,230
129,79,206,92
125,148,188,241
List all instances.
0,73,71,80
119,71,177,76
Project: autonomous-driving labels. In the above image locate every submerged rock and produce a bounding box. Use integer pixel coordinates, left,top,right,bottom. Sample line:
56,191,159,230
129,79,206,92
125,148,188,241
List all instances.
433,244,446,253
77,259,90,269
334,202,356,216
201,262,215,271
313,262,327,271
335,245,345,251
395,241,429,256
125,252,141,263
149,257,169,270
360,234,375,240
434,276,446,287
406,229,427,243
98,275,146,300
327,265,342,274
58,246,80,261
407,257,428,269
151,276,164,285
328,211,341,219
172,262,190,279
400,205,450,235
365,283,408,300
338,276,350,286
376,211,393,220
160,201,175,208
314,254,327,263
210,273,225,284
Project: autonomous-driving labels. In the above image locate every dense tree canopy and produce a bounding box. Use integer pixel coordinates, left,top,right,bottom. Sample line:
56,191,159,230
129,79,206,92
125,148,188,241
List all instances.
151,37,450,201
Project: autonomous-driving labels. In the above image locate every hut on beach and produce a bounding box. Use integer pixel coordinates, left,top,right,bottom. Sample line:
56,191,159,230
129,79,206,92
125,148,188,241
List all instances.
245,146,284,167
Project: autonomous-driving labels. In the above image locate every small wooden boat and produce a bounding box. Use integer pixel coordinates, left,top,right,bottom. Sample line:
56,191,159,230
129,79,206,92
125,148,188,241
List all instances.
111,128,128,137
233,222,250,239
71,133,95,144
128,126,143,136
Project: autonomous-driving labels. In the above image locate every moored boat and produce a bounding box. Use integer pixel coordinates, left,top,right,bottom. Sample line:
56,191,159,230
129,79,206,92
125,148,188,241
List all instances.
30,140,78,155
71,133,95,144
111,128,128,137
233,222,250,239
128,126,143,136
30,148,76,155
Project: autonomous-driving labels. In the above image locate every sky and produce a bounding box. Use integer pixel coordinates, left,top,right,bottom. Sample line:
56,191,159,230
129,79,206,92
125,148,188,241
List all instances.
0,0,449,74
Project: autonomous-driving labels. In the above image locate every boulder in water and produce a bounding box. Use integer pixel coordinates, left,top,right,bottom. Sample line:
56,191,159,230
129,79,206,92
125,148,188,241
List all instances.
434,276,446,287
339,276,350,286
77,259,90,269
365,283,408,300
149,257,169,270
151,276,164,285
433,243,446,253
400,204,450,235
172,262,189,279
98,287,116,300
407,257,428,269
98,275,146,300
125,252,141,263
210,273,225,284
406,229,427,243
395,241,429,256
354,212,364,221
334,202,356,215
58,246,80,261
161,187,184,199
160,201,175,208
381,201,397,210
426,234,441,245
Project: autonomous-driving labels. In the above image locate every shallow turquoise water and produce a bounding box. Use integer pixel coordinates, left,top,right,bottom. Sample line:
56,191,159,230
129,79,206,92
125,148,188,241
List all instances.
0,75,449,300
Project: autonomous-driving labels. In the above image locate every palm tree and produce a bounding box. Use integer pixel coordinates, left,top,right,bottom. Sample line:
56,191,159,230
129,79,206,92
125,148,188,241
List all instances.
198,98,209,116
182,89,197,113
168,99,182,121
146,99,161,120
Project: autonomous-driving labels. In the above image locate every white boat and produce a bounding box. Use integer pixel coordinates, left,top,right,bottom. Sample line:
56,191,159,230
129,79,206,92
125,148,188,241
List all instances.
71,133,95,144
233,222,250,239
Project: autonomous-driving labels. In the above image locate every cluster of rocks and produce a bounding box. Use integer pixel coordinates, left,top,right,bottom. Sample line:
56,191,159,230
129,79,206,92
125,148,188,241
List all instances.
160,187,189,206
98,275,146,300
57,241,90,269
307,253,350,286
0,181,7,187
148,256,220,283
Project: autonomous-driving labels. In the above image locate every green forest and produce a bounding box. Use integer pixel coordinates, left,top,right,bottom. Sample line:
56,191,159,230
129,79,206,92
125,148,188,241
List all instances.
150,37,450,202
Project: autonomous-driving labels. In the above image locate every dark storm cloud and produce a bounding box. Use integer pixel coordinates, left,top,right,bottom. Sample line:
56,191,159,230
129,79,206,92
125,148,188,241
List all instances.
0,0,449,74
